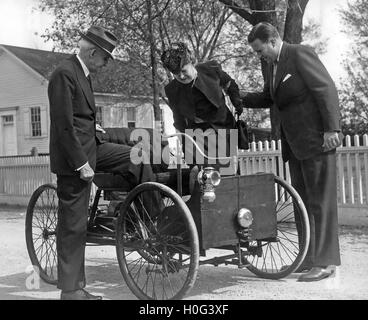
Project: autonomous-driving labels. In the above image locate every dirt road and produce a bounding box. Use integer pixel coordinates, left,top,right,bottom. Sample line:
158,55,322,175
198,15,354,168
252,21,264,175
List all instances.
0,207,367,300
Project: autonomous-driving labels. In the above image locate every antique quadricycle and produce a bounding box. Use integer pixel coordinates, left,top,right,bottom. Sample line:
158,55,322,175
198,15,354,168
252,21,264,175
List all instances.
25,131,310,300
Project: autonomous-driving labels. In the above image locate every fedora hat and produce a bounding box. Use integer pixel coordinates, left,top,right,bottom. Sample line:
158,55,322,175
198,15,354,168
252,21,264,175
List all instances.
79,26,118,59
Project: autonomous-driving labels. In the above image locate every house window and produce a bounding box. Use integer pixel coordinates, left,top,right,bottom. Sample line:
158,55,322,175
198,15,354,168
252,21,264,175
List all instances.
127,108,136,128
30,107,42,137
2,115,14,125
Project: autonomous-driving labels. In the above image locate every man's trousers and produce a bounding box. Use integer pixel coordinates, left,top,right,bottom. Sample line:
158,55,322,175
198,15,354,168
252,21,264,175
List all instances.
288,150,341,267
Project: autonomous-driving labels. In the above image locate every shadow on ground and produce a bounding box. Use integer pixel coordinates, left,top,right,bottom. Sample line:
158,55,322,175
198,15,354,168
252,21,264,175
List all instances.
0,254,286,300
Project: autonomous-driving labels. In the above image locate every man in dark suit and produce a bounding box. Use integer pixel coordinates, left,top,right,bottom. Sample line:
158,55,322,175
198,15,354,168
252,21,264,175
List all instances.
242,22,342,282
161,43,244,172
48,26,156,299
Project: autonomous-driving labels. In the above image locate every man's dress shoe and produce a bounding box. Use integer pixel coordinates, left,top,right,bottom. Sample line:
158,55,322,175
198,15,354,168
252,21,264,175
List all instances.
297,267,333,282
60,289,102,300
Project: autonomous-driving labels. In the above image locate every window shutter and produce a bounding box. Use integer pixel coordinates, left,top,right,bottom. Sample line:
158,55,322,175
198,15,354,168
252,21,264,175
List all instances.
23,109,30,138
41,106,47,136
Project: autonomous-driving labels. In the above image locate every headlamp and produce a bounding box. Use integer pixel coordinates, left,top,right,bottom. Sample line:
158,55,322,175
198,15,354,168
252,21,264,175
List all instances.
197,167,221,202
237,208,253,228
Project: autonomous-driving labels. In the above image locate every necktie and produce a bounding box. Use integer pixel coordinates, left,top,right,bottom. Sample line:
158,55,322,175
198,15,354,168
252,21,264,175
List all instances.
272,61,277,90
86,75,93,91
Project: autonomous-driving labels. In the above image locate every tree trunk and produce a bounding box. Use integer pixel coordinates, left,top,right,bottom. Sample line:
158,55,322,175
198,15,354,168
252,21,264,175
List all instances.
248,0,280,139
146,0,162,131
249,0,277,26
283,0,309,43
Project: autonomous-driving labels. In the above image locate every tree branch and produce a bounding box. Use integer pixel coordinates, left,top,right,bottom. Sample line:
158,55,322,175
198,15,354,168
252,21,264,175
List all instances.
150,0,172,21
206,11,232,60
218,0,254,24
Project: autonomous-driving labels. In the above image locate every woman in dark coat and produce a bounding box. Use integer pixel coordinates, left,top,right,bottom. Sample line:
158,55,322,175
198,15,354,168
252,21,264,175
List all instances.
161,43,244,172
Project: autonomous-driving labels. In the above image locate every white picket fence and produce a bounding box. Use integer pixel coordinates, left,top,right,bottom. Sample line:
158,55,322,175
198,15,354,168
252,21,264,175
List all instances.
0,135,368,208
238,134,368,208
0,155,54,197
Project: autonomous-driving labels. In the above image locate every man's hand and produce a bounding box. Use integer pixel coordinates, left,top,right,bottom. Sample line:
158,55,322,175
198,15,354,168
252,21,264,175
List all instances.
79,162,95,182
322,131,342,151
96,124,106,134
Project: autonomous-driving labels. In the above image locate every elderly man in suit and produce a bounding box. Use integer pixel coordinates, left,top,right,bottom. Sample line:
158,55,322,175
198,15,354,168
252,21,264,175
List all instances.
48,26,156,300
161,42,244,171
242,22,342,282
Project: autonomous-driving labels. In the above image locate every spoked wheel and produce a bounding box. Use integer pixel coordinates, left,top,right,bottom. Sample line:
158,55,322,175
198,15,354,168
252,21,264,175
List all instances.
116,182,199,300
25,184,58,285
245,176,310,279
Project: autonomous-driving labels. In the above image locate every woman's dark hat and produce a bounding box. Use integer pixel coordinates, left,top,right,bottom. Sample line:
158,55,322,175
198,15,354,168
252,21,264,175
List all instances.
79,26,118,59
161,42,192,74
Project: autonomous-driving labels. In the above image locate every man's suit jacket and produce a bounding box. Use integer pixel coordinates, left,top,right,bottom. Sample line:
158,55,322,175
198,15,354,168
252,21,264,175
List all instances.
164,60,241,132
48,55,97,175
243,42,341,161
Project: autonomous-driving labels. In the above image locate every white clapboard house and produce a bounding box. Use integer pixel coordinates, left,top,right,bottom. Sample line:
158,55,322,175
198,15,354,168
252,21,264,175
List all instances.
0,44,174,156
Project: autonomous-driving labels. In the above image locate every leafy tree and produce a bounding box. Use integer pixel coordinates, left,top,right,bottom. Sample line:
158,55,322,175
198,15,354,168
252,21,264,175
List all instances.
39,0,325,136
339,0,368,135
